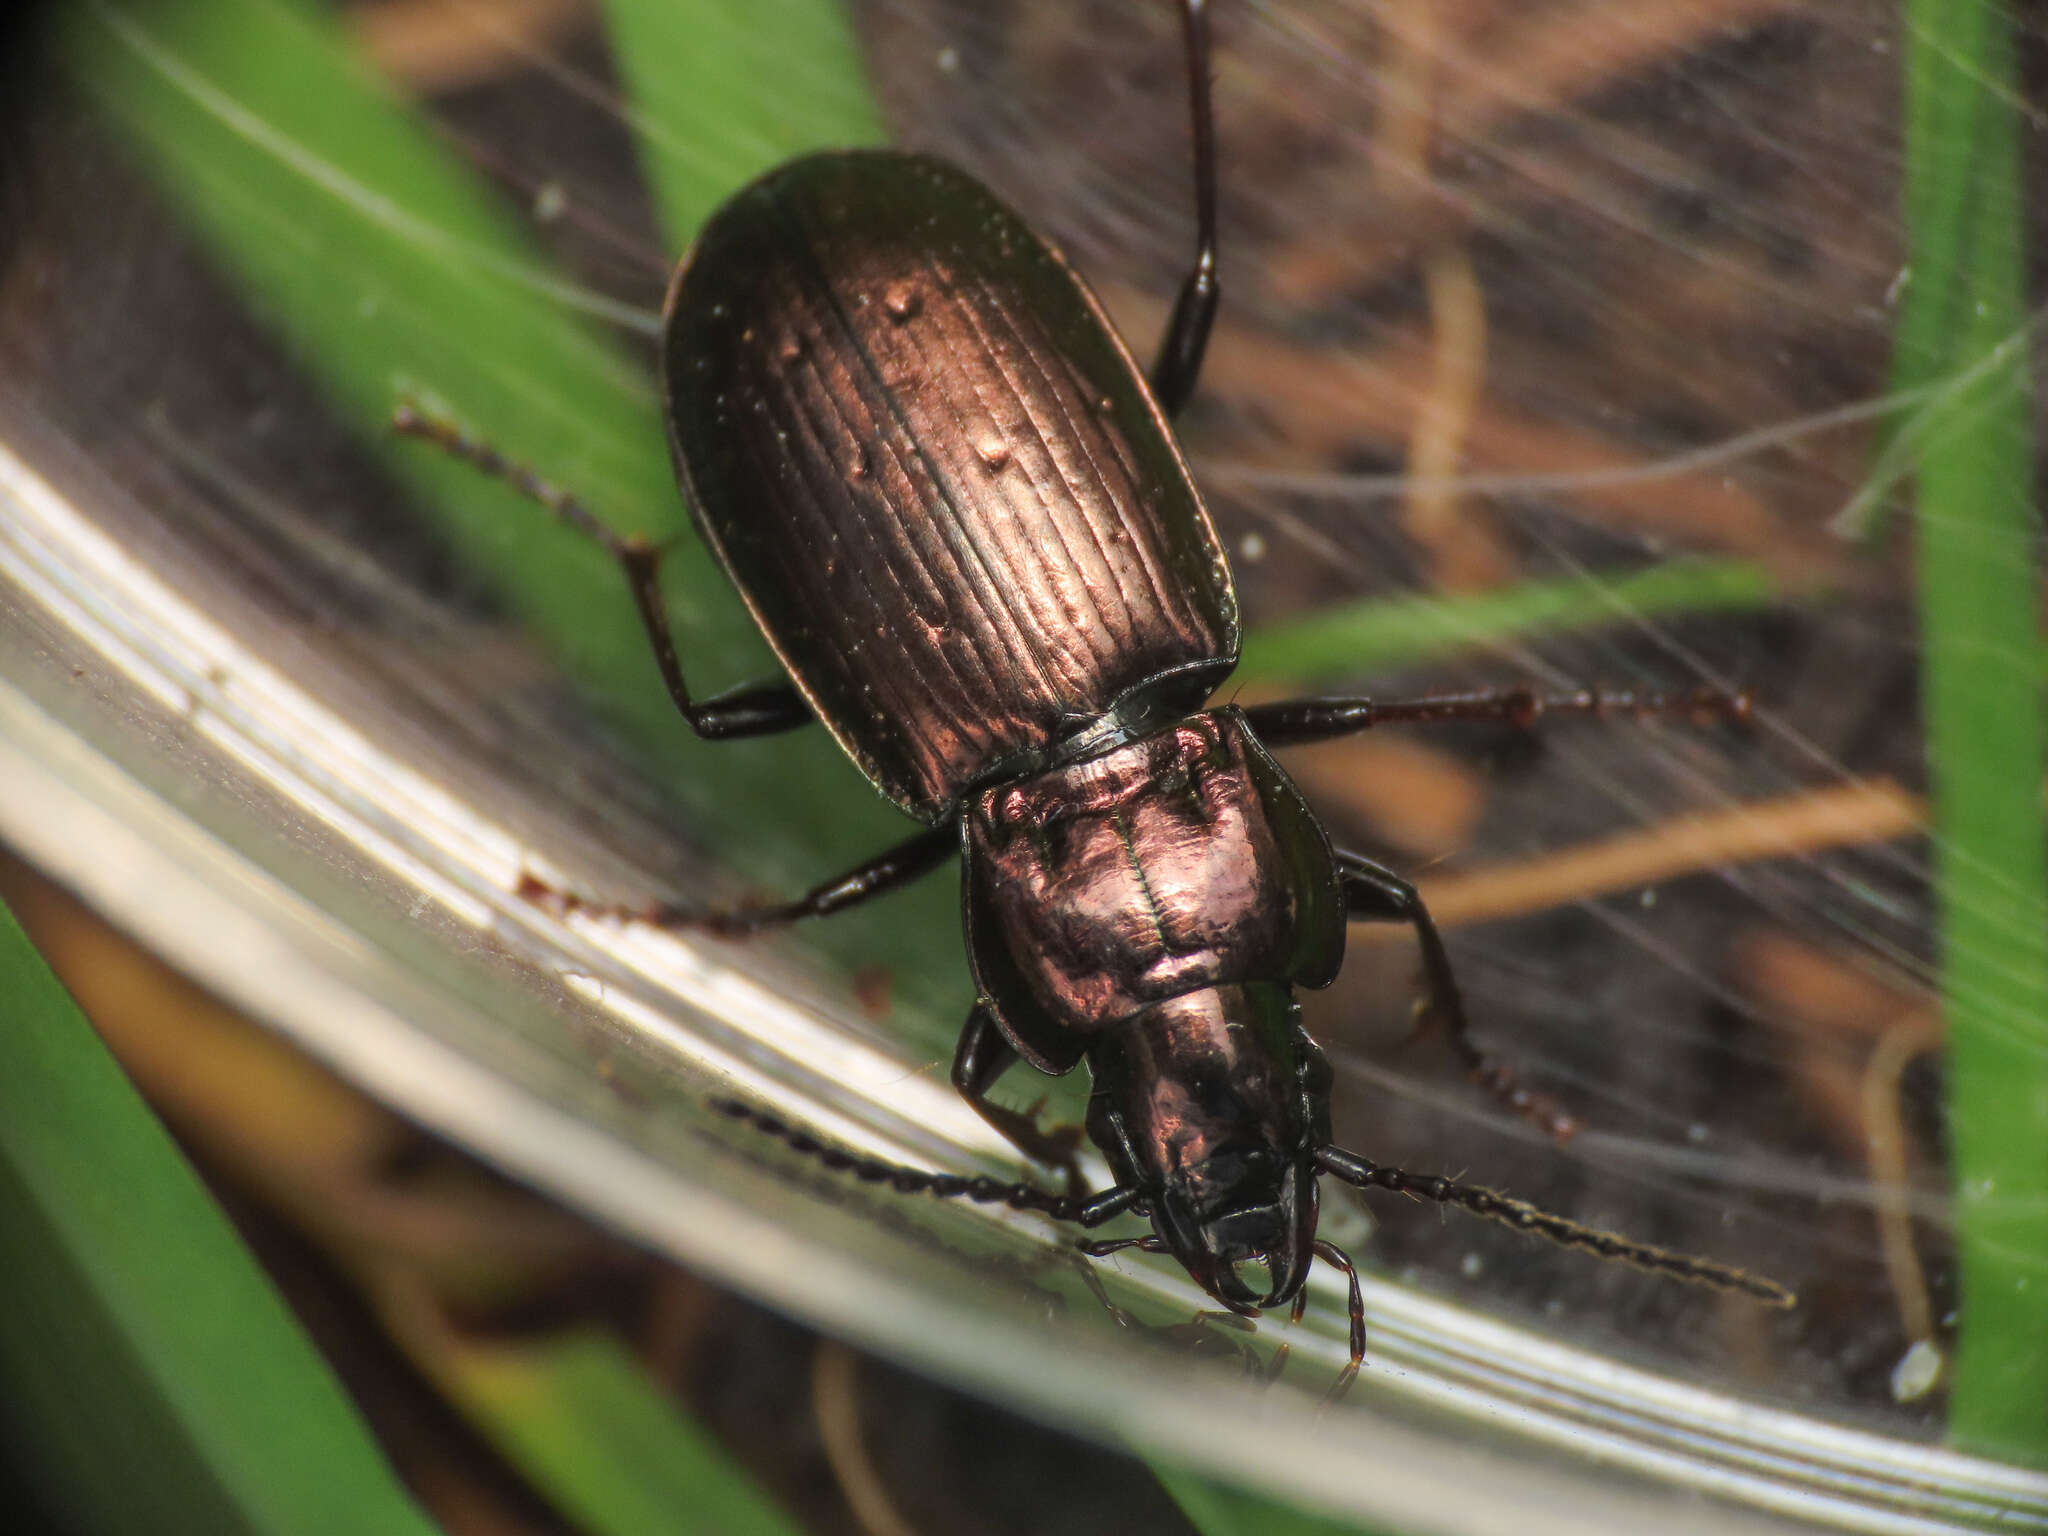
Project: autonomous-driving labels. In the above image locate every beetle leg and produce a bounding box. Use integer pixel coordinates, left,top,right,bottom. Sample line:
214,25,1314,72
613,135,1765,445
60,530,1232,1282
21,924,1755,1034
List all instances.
392,403,811,739
952,1004,1088,1189
1148,0,1220,420
1074,1253,1147,1334
525,824,954,934
1310,1239,1365,1403
1255,1281,1312,1387
1241,683,1750,749
1337,851,1581,1142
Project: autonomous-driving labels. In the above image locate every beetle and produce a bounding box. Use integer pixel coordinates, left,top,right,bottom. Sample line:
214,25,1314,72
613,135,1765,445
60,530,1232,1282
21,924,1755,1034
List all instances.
399,0,1792,1391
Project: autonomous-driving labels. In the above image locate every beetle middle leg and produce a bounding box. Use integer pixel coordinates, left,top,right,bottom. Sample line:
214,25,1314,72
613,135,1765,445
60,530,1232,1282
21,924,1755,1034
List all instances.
1338,850,1580,1141
528,823,954,934
392,403,810,739
952,1004,1087,1185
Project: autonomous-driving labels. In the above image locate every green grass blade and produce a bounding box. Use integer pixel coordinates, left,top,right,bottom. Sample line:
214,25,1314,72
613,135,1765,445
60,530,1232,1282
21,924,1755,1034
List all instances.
1895,0,2048,1464
0,895,439,1536
1236,559,1777,689
602,0,884,246
443,1331,804,1536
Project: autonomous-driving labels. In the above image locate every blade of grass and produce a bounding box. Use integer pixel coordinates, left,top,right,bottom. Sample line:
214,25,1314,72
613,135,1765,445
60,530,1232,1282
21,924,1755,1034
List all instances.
601,0,884,243
413,1323,805,1536
1895,0,2048,1465
1236,558,1777,689
0,894,439,1536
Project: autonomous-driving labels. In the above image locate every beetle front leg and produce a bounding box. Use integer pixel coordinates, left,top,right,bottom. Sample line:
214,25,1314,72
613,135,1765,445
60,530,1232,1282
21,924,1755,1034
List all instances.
953,1005,1087,1188
1243,684,1749,749
393,403,810,739
1338,851,1580,1142
526,825,954,934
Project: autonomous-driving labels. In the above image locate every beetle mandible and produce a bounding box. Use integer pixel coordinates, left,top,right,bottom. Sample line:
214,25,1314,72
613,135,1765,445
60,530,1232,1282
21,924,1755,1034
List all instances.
400,0,1792,1391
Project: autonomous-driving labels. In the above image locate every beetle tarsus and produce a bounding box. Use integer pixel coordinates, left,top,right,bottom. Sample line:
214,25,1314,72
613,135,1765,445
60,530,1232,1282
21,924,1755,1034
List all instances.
684,825,954,932
516,825,953,936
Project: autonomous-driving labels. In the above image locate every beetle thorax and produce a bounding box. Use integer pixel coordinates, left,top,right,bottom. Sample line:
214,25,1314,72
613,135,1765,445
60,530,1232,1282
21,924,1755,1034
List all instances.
967,712,1300,1032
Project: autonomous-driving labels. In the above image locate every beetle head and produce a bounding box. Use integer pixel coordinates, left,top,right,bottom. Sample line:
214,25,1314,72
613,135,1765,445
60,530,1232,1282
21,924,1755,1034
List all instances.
1086,984,1332,1312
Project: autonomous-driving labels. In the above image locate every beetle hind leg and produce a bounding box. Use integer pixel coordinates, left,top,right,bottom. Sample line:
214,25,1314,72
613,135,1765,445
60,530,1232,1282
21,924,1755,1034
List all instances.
524,824,954,935
391,401,810,739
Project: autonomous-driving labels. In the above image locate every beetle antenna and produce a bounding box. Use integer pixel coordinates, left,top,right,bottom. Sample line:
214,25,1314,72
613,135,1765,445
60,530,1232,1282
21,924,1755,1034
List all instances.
711,1098,1137,1226
1314,1147,1795,1308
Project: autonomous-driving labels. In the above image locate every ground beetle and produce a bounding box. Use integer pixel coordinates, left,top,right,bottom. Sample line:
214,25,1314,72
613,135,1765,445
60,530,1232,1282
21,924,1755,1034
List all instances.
400,0,1792,1392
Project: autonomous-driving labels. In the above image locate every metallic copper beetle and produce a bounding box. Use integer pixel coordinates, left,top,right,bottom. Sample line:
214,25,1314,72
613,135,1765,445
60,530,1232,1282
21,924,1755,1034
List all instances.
403,0,1789,1392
